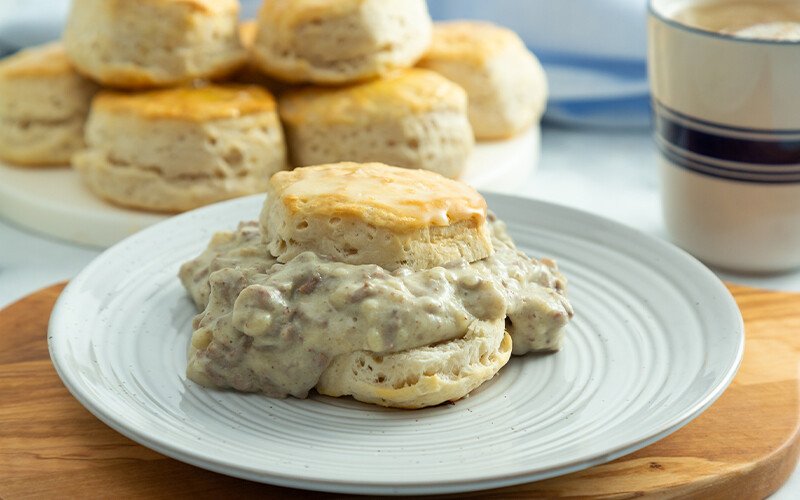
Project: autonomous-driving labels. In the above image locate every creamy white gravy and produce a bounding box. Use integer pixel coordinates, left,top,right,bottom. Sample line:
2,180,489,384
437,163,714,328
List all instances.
179,217,573,398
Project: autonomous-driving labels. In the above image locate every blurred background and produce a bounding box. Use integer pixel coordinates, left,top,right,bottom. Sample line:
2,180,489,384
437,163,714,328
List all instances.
0,0,651,128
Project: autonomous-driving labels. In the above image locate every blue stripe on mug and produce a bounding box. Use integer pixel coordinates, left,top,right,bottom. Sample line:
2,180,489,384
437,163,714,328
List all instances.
653,100,800,184
657,136,800,174
655,111,800,166
654,100,800,136
656,141,800,184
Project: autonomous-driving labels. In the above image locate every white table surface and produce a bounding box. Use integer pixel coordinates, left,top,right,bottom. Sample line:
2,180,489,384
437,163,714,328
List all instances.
1,125,798,497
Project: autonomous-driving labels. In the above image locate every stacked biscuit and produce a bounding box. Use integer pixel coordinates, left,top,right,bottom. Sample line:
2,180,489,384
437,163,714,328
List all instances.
0,0,548,213
63,0,288,212
180,162,573,408
249,0,476,178
0,43,97,166
250,1,548,176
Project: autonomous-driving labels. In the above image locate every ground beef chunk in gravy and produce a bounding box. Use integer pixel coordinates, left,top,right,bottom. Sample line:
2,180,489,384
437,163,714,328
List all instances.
179,221,277,309
179,217,573,398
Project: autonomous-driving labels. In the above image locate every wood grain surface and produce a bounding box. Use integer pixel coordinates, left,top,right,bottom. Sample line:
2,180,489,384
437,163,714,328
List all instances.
1,283,798,499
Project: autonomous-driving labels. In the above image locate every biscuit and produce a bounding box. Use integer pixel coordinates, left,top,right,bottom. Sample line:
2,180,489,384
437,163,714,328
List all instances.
316,320,512,409
64,0,246,88
0,43,97,166
418,21,548,140
260,162,493,270
251,0,432,84
278,69,473,178
73,85,287,213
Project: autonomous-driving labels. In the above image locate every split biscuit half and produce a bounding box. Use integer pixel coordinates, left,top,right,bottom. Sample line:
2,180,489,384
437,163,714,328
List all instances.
317,319,512,409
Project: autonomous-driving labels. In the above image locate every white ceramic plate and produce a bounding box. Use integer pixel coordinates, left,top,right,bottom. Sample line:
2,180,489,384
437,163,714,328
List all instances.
0,127,538,248
48,193,743,495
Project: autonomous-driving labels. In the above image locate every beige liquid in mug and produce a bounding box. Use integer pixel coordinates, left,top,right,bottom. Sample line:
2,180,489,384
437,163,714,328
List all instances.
674,0,800,40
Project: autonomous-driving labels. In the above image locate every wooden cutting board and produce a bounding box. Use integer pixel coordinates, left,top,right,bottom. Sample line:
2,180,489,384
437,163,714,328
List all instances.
1,283,798,499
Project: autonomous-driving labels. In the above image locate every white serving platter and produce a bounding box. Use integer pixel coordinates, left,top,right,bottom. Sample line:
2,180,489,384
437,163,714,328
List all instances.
0,127,538,248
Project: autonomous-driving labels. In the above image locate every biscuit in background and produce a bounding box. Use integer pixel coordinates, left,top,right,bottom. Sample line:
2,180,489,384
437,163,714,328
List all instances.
64,0,246,89
251,0,432,84
0,43,97,166
418,21,548,141
260,162,493,271
73,84,287,213
278,69,474,179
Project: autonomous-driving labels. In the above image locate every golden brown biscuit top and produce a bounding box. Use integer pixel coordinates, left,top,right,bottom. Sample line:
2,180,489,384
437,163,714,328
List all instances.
270,162,487,229
0,42,75,79
278,69,466,125
258,0,365,28
100,0,239,15
94,84,277,121
173,0,238,13
420,21,527,66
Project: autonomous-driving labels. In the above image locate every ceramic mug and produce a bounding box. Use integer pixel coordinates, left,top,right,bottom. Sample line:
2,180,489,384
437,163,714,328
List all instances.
648,0,800,273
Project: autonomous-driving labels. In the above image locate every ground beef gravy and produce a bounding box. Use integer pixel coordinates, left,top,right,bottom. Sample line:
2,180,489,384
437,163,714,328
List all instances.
179,217,573,398
179,221,277,309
